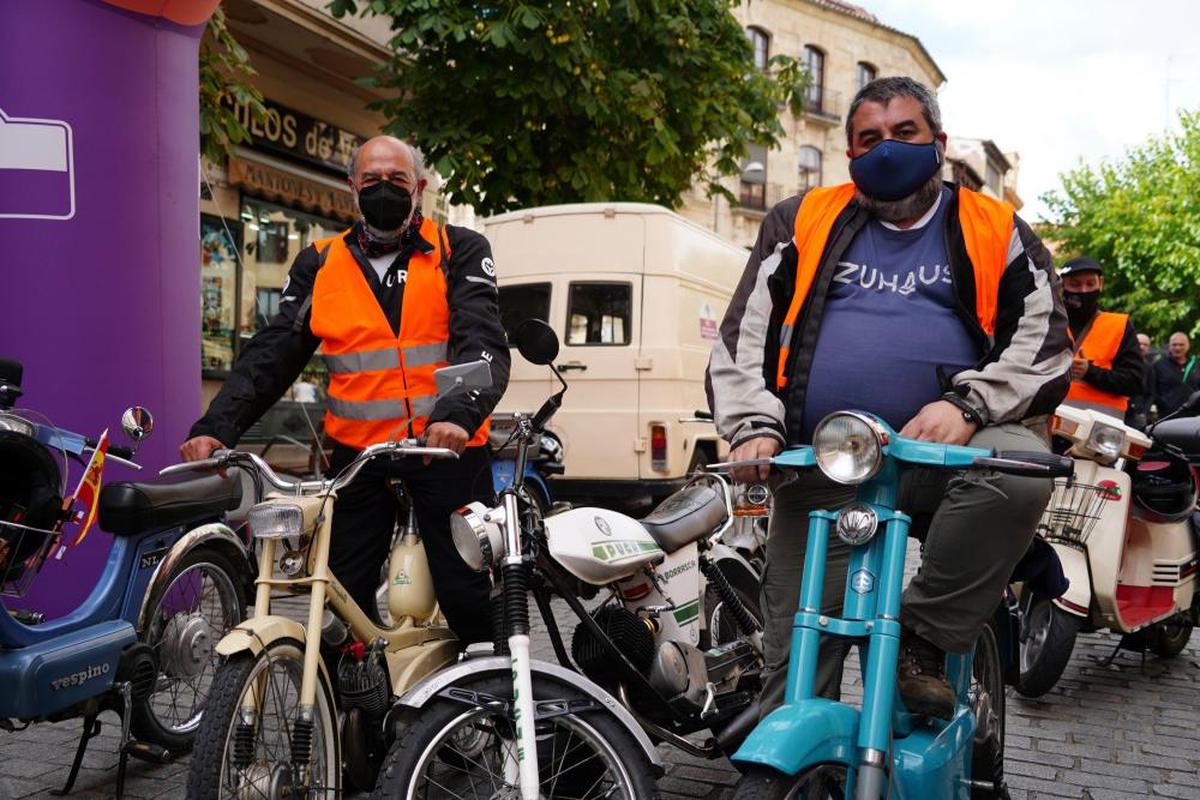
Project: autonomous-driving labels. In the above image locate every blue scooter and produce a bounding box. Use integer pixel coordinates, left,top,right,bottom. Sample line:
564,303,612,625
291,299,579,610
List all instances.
722,410,1072,799
0,358,255,796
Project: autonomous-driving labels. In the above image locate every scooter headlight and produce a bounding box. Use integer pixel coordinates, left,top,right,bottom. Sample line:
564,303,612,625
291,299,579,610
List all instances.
451,502,506,572
247,503,303,540
1086,422,1125,462
812,412,884,485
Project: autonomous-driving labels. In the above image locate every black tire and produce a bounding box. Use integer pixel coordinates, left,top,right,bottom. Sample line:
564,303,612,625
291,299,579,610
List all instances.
373,673,660,799
131,547,246,753
734,765,849,799
187,639,340,800
1016,596,1081,698
1149,616,1194,658
970,621,1008,799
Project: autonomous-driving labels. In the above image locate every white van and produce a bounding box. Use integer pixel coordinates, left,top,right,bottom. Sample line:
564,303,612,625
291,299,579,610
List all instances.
484,203,747,510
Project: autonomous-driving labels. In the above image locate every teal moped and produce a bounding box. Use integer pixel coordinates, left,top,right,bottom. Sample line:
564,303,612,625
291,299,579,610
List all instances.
721,411,1072,800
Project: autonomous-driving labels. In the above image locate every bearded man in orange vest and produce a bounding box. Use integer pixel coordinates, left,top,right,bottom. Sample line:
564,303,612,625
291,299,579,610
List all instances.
1057,257,1144,417
708,77,1072,721
182,136,509,643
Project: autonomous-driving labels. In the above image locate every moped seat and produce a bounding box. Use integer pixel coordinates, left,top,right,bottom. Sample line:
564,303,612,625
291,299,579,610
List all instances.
1152,417,1200,463
640,482,728,554
99,473,242,536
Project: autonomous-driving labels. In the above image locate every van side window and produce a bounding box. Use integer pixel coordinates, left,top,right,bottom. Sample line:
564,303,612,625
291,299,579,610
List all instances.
566,283,632,346
498,282,551,345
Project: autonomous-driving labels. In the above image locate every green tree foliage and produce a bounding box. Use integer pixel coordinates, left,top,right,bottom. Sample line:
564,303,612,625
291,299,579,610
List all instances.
199,6,267,165
1042,110,1200,341
329,0,808,216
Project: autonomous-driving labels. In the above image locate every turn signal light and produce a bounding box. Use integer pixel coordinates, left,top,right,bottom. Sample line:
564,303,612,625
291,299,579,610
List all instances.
1052,415,1079,436
651,424,668,472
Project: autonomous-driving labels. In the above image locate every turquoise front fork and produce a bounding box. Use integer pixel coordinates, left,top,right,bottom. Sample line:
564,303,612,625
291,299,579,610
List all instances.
783,468,910,799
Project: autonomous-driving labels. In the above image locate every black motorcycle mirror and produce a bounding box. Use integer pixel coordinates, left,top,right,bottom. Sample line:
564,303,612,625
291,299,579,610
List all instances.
434,359,493,399
120,406,154,442
1149,389,1200,432
513,319,560,366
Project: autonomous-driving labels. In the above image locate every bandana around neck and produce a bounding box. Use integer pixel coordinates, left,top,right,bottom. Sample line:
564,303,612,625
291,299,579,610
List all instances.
355,211,423,259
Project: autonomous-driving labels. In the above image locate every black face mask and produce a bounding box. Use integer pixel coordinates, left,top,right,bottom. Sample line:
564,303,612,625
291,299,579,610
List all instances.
357,181,413,232
1063,289,1101,325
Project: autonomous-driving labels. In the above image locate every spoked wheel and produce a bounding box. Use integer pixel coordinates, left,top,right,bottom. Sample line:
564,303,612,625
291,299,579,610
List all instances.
705,577,763,648
187,639,340,800
375,674,659,799
970,621,1009,799
132,549,246,752
735,765,849,799
1016,596,1080,698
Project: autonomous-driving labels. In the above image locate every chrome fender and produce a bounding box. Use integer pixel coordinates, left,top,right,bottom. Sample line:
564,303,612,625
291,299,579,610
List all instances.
394,655,664,770
1049,543,1092,618
136,521,255,632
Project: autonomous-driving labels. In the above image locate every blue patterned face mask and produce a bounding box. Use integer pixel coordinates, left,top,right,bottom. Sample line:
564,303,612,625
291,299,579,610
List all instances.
849,139,942,202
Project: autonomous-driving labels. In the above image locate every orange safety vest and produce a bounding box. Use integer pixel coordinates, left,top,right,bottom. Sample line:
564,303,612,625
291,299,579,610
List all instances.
1065,311,1130,413
309,218,491,450
775,183,1015,390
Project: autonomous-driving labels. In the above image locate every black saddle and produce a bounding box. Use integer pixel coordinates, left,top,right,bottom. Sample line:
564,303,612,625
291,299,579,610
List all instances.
640,482,729,554
99,473,242,536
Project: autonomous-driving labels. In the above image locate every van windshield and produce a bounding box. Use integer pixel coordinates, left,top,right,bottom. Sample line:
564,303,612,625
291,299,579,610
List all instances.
498,282,551,345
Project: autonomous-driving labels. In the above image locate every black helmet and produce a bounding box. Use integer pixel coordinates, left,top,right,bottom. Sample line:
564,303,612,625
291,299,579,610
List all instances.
1130,453,1197,523
0,429,64,581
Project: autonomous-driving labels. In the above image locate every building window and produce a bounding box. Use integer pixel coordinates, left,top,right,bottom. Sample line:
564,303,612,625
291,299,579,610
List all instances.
746,27,770,71
805,46,825,112
985,161,1004,196
566,283,632,346
739,144,767,210
798,146,822,192
856,62,877,91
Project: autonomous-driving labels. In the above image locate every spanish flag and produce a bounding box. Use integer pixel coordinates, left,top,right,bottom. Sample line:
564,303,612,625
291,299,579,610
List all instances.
66,429,108,547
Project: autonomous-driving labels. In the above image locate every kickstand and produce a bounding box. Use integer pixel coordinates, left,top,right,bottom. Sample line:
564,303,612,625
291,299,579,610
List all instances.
51,713,102,796
1093,637,1125,669
114,682,134,800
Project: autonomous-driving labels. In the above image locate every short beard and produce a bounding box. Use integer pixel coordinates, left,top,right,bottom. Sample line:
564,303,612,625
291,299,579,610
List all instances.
856,169,944,223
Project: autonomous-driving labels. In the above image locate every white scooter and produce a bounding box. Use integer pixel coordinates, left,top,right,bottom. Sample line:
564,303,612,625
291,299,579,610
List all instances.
1017,396,1200,697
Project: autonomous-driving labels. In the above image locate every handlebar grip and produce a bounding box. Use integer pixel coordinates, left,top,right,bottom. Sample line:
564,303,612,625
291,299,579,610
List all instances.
107,444,135,460
974,450,1074,478
693,409,714,421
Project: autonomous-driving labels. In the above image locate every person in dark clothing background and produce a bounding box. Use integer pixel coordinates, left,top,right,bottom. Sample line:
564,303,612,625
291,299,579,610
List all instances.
1058,257,1143,417
180,136,510,642
1153,332,1200,419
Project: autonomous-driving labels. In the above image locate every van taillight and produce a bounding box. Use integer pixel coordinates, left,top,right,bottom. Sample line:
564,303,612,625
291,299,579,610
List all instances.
651,424,668,472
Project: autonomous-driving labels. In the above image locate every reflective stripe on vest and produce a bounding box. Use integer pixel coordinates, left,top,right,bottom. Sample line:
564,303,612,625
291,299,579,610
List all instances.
309,219,492,450
1065,311,1130,413
775,184,1015,390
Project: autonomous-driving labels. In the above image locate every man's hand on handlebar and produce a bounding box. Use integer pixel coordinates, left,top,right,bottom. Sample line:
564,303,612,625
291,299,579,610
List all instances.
899,400,977,446
422,421,469,465
181,435,224,462
729,436,782,483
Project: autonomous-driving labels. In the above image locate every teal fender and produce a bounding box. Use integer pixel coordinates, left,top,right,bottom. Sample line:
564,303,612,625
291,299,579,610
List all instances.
731,698,860,775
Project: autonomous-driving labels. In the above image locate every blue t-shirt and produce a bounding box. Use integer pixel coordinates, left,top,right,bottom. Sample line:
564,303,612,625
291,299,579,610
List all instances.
800,189,981,441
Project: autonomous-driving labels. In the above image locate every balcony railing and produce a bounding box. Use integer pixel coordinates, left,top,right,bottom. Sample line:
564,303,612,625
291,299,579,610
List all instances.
803,87,842,124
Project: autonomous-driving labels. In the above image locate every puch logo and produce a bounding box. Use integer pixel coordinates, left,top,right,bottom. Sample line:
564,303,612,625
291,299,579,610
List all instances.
851,569,875,595
593,516,613,536
51,662,110,691
660,559,697,581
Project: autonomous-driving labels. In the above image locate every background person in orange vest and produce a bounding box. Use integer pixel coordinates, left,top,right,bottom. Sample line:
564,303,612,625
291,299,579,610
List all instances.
181,136,510,642
707,77,1071,721
1058,257,1143,417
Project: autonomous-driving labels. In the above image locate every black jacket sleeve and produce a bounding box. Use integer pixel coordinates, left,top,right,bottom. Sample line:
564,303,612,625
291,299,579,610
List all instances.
426,225,511,437
189,246,322,446
1083,319,1144,398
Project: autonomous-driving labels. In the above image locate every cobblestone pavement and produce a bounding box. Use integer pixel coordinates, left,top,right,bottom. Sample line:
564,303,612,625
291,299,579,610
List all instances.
3,540,1199,799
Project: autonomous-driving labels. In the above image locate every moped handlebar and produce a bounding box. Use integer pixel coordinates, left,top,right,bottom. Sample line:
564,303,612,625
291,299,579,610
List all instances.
708,449,1073,480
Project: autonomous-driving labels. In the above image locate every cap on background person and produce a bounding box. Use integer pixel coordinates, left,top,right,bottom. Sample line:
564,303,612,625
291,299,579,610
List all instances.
1059,257,1103,277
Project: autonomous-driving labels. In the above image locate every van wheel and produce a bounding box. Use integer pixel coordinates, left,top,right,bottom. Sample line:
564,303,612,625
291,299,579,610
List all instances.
688,443,717,475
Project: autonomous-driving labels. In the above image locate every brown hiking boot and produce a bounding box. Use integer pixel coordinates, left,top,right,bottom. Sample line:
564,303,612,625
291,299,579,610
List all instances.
897,629,955,720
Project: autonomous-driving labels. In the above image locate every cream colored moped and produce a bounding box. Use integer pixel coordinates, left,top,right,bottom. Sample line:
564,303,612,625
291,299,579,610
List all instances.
176,363,492,799
1017,400,1200,697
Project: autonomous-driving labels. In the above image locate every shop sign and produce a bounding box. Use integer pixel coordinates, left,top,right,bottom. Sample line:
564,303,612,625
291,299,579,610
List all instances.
227,156,357,222
224,96,368,175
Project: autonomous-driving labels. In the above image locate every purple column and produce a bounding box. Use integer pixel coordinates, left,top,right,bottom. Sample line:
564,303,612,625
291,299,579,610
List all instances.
0,0,217,618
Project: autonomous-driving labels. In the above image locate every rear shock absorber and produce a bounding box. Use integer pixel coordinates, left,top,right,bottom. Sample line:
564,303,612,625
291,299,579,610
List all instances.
699,555,761,637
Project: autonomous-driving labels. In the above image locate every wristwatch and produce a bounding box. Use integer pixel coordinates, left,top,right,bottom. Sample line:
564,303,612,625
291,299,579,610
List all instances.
941,392,985,428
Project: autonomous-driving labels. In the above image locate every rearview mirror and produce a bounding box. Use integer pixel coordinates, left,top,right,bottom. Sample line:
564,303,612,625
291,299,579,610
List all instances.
121,406,154,441
434,360,493,398
513,319,560,366
1182,390,1200,417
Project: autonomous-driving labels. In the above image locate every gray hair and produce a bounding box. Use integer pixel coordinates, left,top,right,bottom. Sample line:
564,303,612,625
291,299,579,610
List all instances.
845,76,942,142
346,137,426,183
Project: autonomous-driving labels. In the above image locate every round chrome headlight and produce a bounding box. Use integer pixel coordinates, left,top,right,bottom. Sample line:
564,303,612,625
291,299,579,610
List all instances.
450,502,506,572
1086,422,1125,462
836,503,879,546
813,412,884,485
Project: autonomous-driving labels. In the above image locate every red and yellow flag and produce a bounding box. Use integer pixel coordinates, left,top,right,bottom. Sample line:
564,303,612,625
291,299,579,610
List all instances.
66,429,108,547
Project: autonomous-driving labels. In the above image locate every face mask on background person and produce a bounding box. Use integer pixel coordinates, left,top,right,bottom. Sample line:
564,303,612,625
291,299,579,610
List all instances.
849,139,943,202
357,181,414,232
1063,289,1101,326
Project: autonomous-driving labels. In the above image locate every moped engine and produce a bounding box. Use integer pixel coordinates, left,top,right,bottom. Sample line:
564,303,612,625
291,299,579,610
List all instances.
339,640,390,792
570,606,656,686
